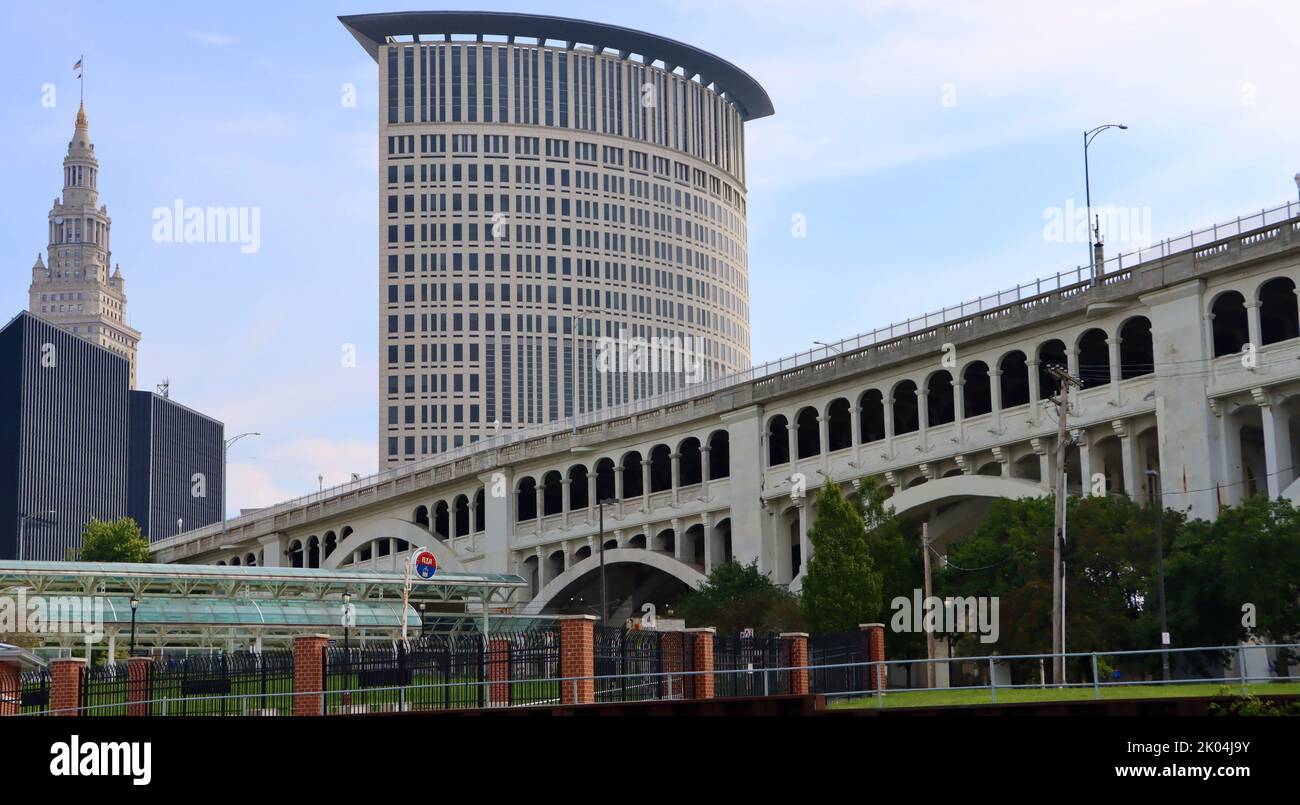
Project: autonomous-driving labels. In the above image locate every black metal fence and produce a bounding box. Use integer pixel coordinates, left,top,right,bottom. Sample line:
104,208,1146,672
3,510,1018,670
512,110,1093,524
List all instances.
322,631,562,713
594,627,696,702
809,631,866,694
1,666,52,715
81,661,130,716
147,651,295,715
714,633,790,697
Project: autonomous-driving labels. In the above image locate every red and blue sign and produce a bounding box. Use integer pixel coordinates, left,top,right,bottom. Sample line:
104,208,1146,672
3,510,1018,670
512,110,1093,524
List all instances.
412,549,438,579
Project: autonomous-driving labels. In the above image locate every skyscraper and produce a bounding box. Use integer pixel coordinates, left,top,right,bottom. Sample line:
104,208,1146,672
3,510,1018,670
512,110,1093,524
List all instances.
28,102,141,388
341,12,771,466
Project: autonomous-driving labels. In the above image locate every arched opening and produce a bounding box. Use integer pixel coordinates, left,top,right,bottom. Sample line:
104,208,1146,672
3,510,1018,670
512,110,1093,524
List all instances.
962,362,992,417
767,415,790,466
648,445,672,493
542,471,563,516
434,500,450,539
795,406,821,458
474,489,485,532
413,505,429,531
1037,339,1068,395
628,533,647,550
324,531,337,558
859,389,885,442
621,451,644,497
1077,329,1110,389
999,351,1030,408
1119,316,1154,379
1013,454,1041,483
707,430,730,478
454,494,470,537
1211,290,1250,357
545,550,565,586
574,545,592,563
678,437,702,487
245,553,257,567
307,536,320,568
893,380,919,435
516,478,537,522
523,556,539,598
977,461,1002,477
535,559,694,622
1259,277,1299,345
595,458,616,501
652,528,676,553
827,398,852,451
568,465,590,510
926,371,955,426
711,518,733,565
288,540,303,568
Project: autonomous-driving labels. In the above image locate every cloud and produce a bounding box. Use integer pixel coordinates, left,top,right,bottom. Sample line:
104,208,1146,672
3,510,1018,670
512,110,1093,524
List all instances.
226,437,376,516
186,30,236,47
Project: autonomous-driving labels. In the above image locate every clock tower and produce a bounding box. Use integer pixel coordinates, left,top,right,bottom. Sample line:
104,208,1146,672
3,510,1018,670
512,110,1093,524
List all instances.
29,102,140,386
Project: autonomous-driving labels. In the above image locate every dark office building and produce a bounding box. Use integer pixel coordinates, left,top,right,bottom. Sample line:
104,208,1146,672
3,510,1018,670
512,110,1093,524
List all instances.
1,311,225,559
0,311,130,560
128,390,224,542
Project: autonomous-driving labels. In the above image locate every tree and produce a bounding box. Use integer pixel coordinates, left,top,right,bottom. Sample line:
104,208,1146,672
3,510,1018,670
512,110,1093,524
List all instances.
676,560,804,632
77,517,151,563
801,482,883,633
854,478,926,659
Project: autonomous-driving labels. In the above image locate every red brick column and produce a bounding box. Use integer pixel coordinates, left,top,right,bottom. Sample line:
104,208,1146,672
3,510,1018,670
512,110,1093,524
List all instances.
660,631,687,699
487,638,510,707
781,633,810,695
688,628,715,700
50,658,86,716
126,656,153,717
861,623,887,691
293,634,330,716
0,661,20,716
559,616,595,705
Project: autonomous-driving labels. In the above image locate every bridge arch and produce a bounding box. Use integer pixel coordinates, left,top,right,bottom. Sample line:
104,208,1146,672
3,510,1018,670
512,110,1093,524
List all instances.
521,548,706,616
324,517,467,573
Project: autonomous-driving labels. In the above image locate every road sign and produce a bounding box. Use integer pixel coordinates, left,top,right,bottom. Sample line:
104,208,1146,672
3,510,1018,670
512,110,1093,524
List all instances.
411,548,438,579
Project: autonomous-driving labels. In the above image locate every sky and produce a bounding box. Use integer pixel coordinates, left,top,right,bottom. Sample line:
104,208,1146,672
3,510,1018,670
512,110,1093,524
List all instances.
1,0,1298,517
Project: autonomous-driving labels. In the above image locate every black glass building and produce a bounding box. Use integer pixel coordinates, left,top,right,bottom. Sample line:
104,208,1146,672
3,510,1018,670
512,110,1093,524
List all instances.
128,390,224,543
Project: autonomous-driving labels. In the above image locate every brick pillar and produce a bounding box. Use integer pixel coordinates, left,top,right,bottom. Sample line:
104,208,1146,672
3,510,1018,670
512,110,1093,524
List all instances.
559,616,595,705
487,638,510,707
0,661,20,716
861,623,887,691
293,634,330,716
660,631,687,699
50,658,86,716
781,633,810,696
126,656,154,717
688,628,715,700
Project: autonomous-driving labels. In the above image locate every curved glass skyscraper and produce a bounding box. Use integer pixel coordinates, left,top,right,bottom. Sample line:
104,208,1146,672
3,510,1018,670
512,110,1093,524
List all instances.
342,12,772,465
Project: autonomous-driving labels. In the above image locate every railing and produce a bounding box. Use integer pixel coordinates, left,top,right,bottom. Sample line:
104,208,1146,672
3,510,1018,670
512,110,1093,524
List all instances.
147,651,295,716
714,632,790,697
594,627,696,702
24,642,1299,716
156,199,1300,549
0,666,53,715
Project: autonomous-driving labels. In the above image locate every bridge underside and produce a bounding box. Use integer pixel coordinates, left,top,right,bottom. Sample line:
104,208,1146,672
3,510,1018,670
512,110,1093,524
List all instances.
523,549,703,625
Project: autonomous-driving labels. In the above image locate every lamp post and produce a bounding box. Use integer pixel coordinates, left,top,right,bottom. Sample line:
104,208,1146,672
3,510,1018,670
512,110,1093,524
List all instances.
222,432,261,539
16,510,55,562
1294,173,1300,208
128,595,140,657
1145,469,1171,682
597,497,618,626
1084,123,1129,286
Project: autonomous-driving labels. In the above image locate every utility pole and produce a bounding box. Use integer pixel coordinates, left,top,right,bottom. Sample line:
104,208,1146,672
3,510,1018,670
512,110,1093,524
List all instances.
1046,364,1081,685
1146,469,1171,682
921,521,936,689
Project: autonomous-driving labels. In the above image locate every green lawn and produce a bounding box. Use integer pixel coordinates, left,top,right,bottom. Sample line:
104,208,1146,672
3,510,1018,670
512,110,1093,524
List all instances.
827,680,1300,710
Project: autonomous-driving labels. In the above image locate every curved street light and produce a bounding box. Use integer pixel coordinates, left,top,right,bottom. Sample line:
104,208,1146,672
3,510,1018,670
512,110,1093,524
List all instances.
1084,123,1129,286
221,432,262,541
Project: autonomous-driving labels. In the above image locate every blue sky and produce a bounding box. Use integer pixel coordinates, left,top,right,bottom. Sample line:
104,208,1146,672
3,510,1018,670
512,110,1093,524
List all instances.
1,0,1297,515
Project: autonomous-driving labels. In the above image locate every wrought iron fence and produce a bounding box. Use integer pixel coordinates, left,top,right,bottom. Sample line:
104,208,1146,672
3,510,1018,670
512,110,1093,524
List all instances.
809,631,866,695
594,627,685,702
0,666,52,715
714,633,789,697
501,628,562,707
80,661,130,716
147,651,295,716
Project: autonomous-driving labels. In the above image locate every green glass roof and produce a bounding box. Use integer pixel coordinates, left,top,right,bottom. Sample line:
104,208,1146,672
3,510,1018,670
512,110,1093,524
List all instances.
93,596,419,628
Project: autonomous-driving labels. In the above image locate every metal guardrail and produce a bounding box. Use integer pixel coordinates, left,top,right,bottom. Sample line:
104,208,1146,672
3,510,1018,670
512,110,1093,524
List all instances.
21,641,1298,715
156,199,1300,550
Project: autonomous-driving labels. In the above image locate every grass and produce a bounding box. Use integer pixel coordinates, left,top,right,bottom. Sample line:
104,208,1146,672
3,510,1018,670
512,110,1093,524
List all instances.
826,680,1300,710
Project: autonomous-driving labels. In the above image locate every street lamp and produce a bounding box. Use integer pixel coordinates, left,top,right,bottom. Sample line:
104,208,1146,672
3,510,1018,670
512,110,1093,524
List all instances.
597,497,619,626
1084,123,1129,286
1294,173,1300,207
1145,469,1171,682
128,595,140,657
222,432,261,539
814,341,842,354
16,510,55,562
